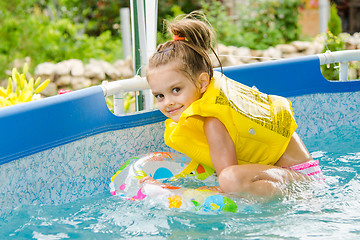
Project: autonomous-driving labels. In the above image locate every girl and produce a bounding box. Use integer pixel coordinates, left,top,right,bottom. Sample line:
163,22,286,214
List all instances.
143,12,323,197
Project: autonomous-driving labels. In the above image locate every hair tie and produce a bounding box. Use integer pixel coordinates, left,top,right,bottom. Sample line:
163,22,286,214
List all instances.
173,35,185,41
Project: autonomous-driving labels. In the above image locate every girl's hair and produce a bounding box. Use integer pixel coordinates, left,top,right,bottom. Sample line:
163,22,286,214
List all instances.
146,11,222,82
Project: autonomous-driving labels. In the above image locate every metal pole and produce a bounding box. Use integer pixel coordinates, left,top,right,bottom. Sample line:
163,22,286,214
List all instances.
130,0,146,110
339,62,349,81
130,0,158,111
120,8,132,59
145,0,158,58
113,92,124,115
143,0,158,110
319,0,330,33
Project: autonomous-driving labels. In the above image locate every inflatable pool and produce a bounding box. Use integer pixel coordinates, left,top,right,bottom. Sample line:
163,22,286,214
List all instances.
0,50,359,213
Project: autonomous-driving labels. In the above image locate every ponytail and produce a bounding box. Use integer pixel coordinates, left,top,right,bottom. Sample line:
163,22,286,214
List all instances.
147,11,222,82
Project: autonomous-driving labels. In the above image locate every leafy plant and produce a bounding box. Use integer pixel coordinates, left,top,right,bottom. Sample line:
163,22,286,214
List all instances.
157,0,201,40
0,5,123,80
0,64,50,107
105,93,135,113
320,31,345,80
199,0,238,46
320,5,344,81
157,5,186,44
200,0,302,49
328,4,342,36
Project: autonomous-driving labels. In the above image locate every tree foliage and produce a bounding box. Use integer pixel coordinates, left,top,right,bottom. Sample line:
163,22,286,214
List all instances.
0,0,304,80
201,0,302,49
0,0,123,80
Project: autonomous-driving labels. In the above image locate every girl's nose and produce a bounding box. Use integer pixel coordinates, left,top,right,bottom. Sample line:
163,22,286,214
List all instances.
165,96,175,106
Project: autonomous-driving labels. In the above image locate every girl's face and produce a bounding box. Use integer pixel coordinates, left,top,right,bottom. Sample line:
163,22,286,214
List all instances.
147,63,208,122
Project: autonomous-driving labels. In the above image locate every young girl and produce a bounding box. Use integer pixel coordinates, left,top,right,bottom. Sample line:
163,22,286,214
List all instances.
143,12,324,197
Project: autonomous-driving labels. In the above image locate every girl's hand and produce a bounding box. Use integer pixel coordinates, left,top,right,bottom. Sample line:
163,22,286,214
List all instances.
138,176,162,185
138,176,181,190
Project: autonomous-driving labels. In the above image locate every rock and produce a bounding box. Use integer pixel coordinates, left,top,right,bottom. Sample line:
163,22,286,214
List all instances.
84,61,105,80
35,62,56,76
54,60,72,76
56,75,72,86
250,49,263,58
41,82,58,97
124,57,134,71
90,59,121,80
282,53,305,59
119,68,134,79
113,59,125,68
220,55,241,67
291,41,312,52
304,43,318,55
70,76,92,90
101,60,121,79
345,42,358,50
210,54,221,68
69,59,84,76
227,46,240,56
276,44,297,54
54,59,84,77
216,44,231,55
91,79,101,85
262,47,282,60
349,67,357,80
344,33,360,49
113,59,134,79
236,46,252,62
312,41,325,53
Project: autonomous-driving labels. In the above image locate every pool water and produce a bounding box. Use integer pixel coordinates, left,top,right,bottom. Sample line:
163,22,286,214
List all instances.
1,125,360,240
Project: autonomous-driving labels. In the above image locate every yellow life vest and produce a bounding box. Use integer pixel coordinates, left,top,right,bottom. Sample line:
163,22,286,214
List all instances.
164,72,297,171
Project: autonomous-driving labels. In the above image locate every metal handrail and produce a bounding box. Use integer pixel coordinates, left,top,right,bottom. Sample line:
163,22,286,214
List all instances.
318,50,360,65
100,76,149,97
317,50,360,81
100,76,150,116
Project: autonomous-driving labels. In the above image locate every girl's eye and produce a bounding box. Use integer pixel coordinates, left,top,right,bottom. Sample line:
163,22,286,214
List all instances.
154,94,164,99
172,87,180,93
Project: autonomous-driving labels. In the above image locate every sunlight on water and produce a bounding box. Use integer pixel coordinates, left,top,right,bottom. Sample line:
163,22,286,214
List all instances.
1,126,360,239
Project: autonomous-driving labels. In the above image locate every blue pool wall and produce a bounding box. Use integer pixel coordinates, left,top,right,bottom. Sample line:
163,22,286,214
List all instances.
1,54,360,213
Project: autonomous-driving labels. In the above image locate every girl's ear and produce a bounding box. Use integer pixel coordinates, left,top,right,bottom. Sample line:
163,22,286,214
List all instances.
198,72,210,94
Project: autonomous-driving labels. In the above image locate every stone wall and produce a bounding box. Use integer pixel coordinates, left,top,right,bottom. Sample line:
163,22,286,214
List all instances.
212,33,360,68
33,58,134,96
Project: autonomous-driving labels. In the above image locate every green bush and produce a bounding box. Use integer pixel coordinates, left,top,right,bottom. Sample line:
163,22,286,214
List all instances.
320,32,345,80
0,4,122,80
199,0,238,46
201,0,302,49
320,6,344,81
328,4,342,36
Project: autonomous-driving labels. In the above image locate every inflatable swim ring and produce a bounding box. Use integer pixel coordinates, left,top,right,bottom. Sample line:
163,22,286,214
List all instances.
109,152,238,213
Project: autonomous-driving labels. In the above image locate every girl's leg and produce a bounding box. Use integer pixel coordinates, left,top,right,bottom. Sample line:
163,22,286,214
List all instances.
218,164,305,197
276,132,325,181
275,132,313,168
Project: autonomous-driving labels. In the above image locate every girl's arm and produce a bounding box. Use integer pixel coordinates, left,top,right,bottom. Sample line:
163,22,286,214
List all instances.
203,117,237,175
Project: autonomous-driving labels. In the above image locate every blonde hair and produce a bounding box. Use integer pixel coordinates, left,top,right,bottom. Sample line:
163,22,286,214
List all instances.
147,11,221,82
